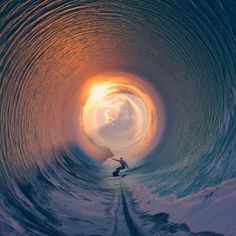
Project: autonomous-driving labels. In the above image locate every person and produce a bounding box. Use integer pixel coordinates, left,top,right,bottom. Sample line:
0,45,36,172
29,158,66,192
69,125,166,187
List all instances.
112,157,128,175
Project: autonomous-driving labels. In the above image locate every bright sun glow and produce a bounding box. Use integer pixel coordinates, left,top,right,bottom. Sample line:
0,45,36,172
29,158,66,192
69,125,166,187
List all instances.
78,72,164,164
90,84,109,101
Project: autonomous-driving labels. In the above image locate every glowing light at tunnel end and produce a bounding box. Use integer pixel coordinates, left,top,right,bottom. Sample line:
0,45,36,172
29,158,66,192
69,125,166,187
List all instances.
75,71,165,165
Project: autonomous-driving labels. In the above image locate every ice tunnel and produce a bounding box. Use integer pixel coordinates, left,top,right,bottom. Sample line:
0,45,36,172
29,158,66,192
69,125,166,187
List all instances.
1,1,236,235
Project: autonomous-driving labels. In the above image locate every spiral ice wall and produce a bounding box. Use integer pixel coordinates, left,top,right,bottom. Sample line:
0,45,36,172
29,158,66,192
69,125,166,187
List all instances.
1,0,236,235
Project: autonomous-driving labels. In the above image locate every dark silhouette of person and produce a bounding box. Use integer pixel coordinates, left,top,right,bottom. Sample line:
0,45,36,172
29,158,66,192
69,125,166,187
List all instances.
112,157,128,176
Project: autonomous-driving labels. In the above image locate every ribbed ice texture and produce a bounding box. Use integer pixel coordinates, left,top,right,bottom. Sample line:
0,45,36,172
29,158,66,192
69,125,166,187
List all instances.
1,1,236,235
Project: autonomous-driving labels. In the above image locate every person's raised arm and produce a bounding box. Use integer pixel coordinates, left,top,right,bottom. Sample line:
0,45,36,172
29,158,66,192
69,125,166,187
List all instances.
112,158,119,162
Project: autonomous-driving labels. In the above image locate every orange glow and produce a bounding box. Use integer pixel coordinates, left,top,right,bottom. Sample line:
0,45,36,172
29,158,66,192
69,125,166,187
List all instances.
75,71,165,164
89,84,110,102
